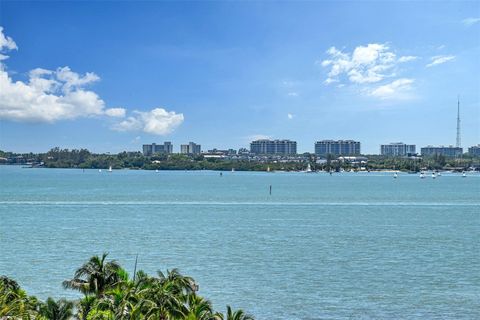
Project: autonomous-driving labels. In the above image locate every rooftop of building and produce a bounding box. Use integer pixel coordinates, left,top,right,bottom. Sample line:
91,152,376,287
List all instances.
315,140,360,143
251,139,296,142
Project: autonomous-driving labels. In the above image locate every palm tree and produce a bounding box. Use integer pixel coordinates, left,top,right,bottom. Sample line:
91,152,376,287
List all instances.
184,294,215,320
63,253,121,296
95,286,140,320
2,256,255,320
137,269,197,320
75,295,97,320
156,269,198,296
38,297,74,320
139,282,186,320
0,277,38,319
0,276,20,292
215,306,254,320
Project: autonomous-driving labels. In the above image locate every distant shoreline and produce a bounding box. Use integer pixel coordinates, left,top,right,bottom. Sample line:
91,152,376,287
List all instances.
1,148,479,172
1,163,474,173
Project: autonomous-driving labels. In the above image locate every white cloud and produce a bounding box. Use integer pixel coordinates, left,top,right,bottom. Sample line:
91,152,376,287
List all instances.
287,92,298,97
426,55,455,67
370,78,414,99
287,113,293,119
462,17,480,26
0,28,111,122
112,108,184,135
0,27,183,135
319,43,419,100
398,56,418,63
324,78,338,85
0,27,16,50
0,66,109,122
320,43,410,85
105,108,126,117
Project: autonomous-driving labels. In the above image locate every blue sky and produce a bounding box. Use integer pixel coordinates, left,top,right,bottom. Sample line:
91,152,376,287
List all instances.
0,1,479,154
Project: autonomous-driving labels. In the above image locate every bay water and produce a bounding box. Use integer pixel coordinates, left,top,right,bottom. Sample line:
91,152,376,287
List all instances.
0,166,479,319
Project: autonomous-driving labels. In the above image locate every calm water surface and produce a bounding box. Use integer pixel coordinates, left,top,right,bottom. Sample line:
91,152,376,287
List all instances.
0,166,479,319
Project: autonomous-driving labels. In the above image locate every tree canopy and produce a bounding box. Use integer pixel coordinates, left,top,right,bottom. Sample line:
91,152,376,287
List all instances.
0,254,254,320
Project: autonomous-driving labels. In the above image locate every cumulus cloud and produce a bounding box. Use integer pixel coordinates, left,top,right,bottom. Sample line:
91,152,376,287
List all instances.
370,78,414,99
287,92,298,97
319,43,419,86
462,17,480,26
0,66,114,122
287,113,293,119
112,108,184,135
426,55,455,67
0,27,183,135
0,26,17,60
319,43,405,84
0,28,121,122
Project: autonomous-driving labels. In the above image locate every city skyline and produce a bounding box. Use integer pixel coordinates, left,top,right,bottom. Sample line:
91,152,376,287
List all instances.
138,139,478,156
0,1,479,154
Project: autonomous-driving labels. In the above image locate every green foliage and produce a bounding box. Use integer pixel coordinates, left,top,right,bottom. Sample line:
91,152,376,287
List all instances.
4,147,477,171
0,276,38,319
0,254,254,320
38,298,74,320
367,155,479,171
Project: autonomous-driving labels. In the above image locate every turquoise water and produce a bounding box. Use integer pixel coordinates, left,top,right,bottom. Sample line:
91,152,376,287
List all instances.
0,165,479,319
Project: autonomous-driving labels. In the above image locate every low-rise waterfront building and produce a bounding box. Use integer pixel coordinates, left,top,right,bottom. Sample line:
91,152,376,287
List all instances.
420,146,463,157
180,142,201,154
468,145,480,156
380,142,416,156
238,148,250,155
206,148,237,155
250,139,297,155
142,142,173,156
314,140,360,156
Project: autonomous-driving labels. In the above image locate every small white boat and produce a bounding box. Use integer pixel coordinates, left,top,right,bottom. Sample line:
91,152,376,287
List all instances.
420,172,425,179
393,172,398,179
267,166,271,172
98,169,102,173
231,168,235,172
306,163,312,173
108,166,112,172
155,169,159,173
462,172,467,178
432,172,436,179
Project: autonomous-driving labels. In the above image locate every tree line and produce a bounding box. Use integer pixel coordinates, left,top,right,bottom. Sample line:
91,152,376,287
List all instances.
1,148,478,171
0,253,253,320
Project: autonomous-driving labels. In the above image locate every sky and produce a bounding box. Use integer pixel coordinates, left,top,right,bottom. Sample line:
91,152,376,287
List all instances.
0,1,479,154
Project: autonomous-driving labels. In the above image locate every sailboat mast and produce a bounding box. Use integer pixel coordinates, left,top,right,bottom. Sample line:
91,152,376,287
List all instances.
456,96,461,148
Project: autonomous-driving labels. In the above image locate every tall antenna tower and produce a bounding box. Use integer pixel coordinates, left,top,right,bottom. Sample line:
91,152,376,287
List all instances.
456,95,461,148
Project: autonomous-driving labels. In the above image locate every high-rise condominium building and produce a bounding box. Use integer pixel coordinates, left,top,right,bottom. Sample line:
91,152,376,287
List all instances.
467,145,480,156
380,142,416,156
250,139,297,155
142,142,173,156
180,142,201,154
314,140,360,156
420,146,463,157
